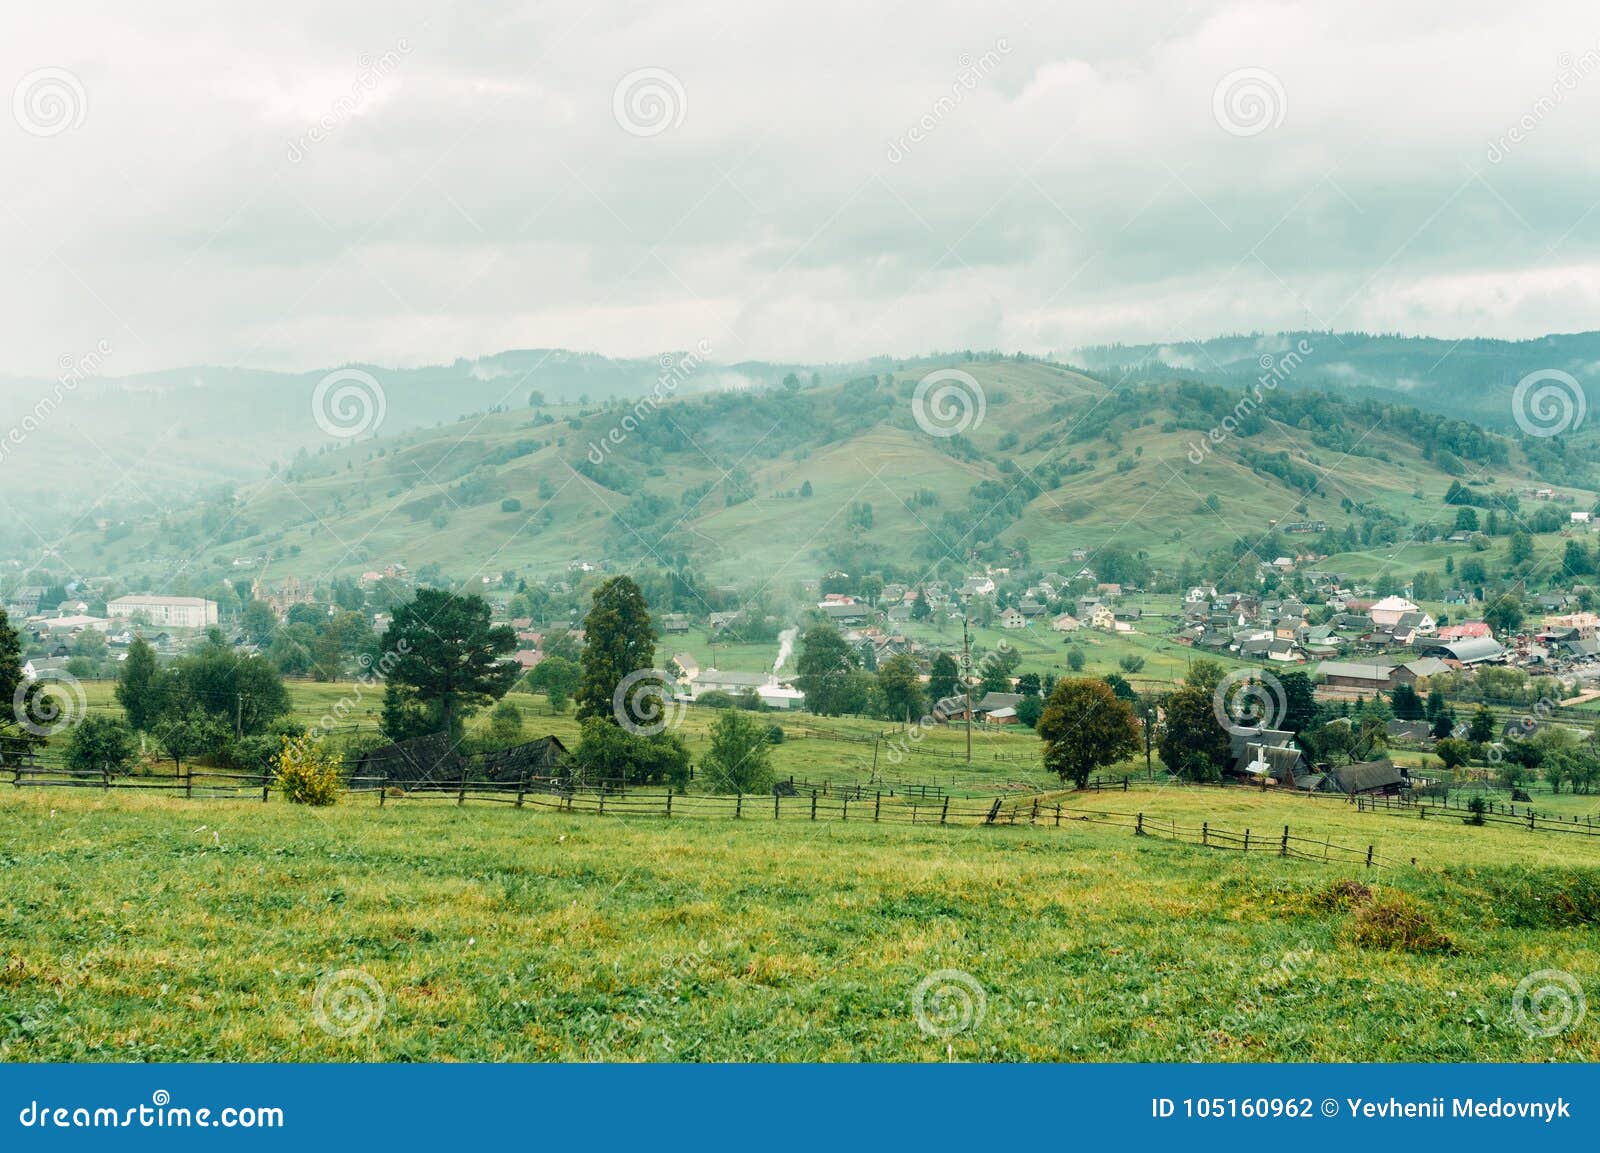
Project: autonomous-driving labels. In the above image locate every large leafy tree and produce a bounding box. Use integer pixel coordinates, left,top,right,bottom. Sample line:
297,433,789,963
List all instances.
794,624,860,716
525,656,580,712
380,588,518,739
1157,660,1232,781
926,652,959,704
575,576,657,725
1036,677,1142,788
174,641,292,736
115,637,166,730
875,653,924,722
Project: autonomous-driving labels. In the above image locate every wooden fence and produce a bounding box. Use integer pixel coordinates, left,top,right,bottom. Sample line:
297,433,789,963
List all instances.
370,779,1399,868
6,764,270,799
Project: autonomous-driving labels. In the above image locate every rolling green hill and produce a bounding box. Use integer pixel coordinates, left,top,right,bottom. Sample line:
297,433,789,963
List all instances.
47,357,1598,595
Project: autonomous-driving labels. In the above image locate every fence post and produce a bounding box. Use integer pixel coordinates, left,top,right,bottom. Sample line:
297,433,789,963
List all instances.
811,790,818,820
457,772,467,806
378,781,386,807
665,791,673,819
774,792,780,820
1529,808,1536,831
261,771,269,803
185,766,192,800
598,792,605,815
735,792,742,819
1122,777,1129,792
873,792,880,822
940,796,949,825
1055,804,1062,827
1280,825,1289,856
1030,798,1039,824
515,780,526,809
1136,812,1144,836
1365,845,1374,868
1202,821,1208,847
1243,828,1250,852
102,767,110,791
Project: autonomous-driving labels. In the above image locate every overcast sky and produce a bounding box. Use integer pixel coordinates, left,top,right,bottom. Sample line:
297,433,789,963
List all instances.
6,0,1600,377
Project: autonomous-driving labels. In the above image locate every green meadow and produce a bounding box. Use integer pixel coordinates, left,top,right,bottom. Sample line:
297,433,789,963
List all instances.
3,767,1598,1062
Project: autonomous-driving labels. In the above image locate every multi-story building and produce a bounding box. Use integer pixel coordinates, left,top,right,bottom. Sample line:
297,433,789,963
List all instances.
107,595,219,629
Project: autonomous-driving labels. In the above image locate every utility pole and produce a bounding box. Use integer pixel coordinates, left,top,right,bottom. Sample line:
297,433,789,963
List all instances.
963,618,972,764
235,691,244,740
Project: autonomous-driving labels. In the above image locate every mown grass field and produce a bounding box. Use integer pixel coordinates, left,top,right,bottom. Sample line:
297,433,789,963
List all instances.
3,774,1598,1063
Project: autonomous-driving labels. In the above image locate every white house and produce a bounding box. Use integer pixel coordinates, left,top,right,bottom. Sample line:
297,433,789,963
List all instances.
1368,595,1420,628
999,607,1027,629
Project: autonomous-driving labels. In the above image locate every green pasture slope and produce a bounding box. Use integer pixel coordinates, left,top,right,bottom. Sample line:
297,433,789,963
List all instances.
3,765,1598,1061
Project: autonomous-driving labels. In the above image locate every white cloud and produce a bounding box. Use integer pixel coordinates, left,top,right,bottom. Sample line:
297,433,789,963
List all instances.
3,0,1600,376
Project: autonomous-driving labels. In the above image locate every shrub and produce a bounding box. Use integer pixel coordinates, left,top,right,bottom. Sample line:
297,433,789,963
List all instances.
1351,895,1453,953
1464,795,1487,826
65,715,137,777
275,732,342,806
1307,879,1373,912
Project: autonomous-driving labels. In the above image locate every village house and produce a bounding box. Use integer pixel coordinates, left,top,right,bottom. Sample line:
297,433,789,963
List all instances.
998,607,1028,630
